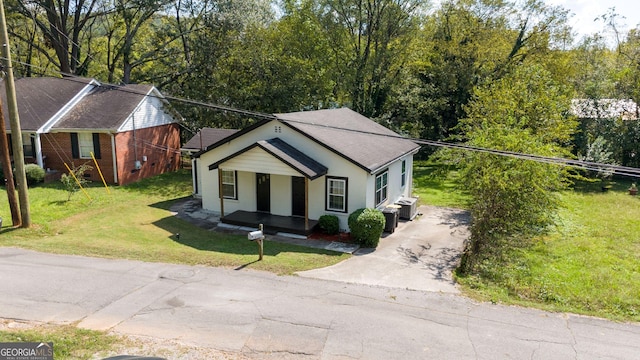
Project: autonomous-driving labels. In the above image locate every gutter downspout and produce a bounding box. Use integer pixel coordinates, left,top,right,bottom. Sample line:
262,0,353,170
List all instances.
111,133,118,184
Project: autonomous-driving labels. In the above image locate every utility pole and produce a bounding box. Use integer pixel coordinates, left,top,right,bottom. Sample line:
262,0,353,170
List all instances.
0,0,30,227
0,97,20,226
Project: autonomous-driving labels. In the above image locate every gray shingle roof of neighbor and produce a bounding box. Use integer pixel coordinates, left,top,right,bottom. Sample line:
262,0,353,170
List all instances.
571,99,639,120
52,83,153,131
208,137,328,179
1,77,94,131
183,128,239,152
275,108,420,173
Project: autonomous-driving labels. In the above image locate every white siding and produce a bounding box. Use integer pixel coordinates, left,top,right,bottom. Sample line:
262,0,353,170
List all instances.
221,147,303,177
118,92,176,132
196,119,414,231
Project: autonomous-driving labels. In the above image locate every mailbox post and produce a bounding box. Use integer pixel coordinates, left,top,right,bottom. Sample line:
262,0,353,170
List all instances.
248,224,264,261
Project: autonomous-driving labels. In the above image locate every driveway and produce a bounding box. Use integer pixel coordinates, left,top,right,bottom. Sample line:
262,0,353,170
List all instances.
297,205,469,293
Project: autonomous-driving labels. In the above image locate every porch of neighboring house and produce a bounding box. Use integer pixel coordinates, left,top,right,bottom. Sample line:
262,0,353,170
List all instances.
221,211,318,236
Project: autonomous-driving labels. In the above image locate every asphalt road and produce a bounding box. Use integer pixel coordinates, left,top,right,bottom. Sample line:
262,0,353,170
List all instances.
1,247,639,359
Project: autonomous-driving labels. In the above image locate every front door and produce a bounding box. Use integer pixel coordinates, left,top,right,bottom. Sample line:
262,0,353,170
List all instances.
256,173,270,213
292,176,305,217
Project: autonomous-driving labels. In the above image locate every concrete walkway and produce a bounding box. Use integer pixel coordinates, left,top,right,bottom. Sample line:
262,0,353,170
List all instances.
171,198,360,254
297,206,469,293
173,199,469,292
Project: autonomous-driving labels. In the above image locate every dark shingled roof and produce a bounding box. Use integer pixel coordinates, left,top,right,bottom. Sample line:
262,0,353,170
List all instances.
52,84,153,130
1,77,94,131
183,128,239,152
209,137,328,179
275,108,420,173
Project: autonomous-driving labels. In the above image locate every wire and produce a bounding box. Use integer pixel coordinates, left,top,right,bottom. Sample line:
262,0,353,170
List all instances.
4,62,640,178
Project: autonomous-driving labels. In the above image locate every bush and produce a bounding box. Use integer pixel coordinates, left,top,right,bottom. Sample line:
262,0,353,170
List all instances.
318,215,340,235
24,164,45,185
348,208,385,247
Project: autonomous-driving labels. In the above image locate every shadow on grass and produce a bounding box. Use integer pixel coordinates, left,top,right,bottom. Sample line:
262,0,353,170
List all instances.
571,176,636,194
151,215,343,257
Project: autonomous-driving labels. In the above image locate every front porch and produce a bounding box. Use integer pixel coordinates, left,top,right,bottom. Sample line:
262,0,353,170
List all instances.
221,210,318,236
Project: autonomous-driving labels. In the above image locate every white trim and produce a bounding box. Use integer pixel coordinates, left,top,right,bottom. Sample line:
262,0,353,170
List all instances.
326,177,347,212
39,79,99,134
375,170,388,207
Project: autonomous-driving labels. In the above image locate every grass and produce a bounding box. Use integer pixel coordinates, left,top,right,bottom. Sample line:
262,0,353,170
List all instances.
0,324,120,359
414,162,640,321
0,170,348,275
449,175,640,322
412,160,470,208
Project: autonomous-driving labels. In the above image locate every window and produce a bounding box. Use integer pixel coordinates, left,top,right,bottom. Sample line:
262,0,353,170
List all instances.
71,133,101,160
221,169,237,199
22,134,34,157
78,133,93,159
401,160,406,187
375,170,388,206
326,177,347,212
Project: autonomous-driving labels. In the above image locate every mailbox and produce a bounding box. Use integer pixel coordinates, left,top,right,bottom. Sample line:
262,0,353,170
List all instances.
248,230,264,241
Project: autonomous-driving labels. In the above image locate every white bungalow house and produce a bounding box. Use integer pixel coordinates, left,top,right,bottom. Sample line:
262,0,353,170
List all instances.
191,108,420,234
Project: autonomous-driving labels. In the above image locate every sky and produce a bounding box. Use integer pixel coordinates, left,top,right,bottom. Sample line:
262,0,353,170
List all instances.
546,0,640,41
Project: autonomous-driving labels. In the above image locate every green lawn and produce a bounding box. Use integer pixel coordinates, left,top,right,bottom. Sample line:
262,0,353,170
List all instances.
412,160,470,208
0,170,348,275
0,324,120,360
412,165,640,322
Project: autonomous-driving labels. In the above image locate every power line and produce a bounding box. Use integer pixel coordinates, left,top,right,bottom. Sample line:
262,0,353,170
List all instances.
3,62,640,178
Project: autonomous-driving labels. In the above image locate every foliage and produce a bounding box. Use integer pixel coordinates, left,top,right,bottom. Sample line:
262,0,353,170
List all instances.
453,63,576,274
347,208,385,247
60,164,93,201
318,214,340,235
457,186,640,322
24,164,45,186
578,136,617,180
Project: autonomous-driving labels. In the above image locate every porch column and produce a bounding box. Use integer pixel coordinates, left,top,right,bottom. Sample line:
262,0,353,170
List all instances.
34,134,44,168
305,177,309,230
218,169,225,217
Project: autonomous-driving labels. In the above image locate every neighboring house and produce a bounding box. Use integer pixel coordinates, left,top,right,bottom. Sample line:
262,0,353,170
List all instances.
571,99,639,120
1,76,182,185
182,128,239,154
191,108,420,234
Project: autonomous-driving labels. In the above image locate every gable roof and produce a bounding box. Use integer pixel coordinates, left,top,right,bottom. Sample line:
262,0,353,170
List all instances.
196,108,419,173
52,84,154,131
208,137,328,179
183,128,239,152
275,108,420,173
1,77,95,131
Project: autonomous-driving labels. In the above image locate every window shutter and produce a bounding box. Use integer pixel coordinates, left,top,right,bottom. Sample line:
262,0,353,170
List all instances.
30,135,36,157
92,133,101,159
6,134,12,156
71,133,79,159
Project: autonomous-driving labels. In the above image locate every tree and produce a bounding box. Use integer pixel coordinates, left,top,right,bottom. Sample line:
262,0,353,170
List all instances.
315,0,422,117
8,0,104,75
383,0,572,146
453,64,576,273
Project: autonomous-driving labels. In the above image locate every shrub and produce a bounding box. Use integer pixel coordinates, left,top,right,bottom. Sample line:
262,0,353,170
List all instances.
60,164,93,201
348,208,385,247
318,215,340,235
24,164,45,185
